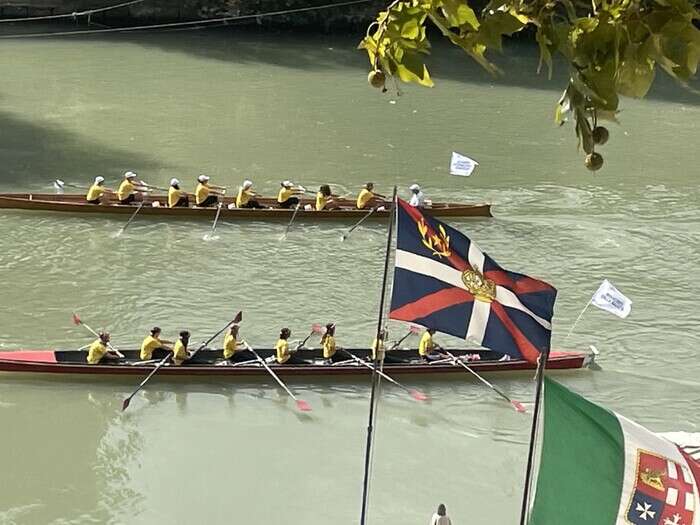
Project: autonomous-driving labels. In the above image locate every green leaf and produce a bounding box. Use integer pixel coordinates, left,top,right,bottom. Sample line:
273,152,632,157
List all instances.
616,45,656,97
395,51,434,86
401,17,421,39
439,0,480,30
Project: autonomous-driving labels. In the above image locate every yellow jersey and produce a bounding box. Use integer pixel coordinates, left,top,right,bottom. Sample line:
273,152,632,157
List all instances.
322,335,337,359
276,338,290,364
236,187,252,207
316,192,328,211
87,339,107,364
277,188,295,203
357,189,374,209
172,340,188,365
371,338,385,361
418,332,433,357
117,180,135,201
140,335,163,360
168,187,184,208
223,333,238,359
195,183,210,205
86,184,105,202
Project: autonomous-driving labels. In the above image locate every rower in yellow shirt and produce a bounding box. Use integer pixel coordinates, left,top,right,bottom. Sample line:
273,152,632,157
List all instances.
86,332,121,365
316,185,340,211
321,323,342,364
195,174,226,207
418,328,443,362
236,180,264,209
277,181,304,209
140,327,172,361
371,329,406,364
117,171,148,205
172,331,191,366
275,328,307,365
168,178,189,208
223,324,254,364
356,182,386,209
85,176,113,204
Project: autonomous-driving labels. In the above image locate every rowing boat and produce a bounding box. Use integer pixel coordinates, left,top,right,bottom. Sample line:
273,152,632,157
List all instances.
0,193,492,220
0,347,594,378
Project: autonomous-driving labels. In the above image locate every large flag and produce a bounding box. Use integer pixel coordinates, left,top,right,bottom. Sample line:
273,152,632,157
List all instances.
529,378,700,525
592,279,633,319
389,199,557,362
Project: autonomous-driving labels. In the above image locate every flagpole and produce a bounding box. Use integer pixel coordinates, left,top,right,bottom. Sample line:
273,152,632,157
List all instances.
518,345,550,525
359,186,397,525
562,299,592,344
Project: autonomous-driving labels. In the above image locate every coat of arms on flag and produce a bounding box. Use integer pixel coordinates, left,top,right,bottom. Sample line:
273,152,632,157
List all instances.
389,199,557,362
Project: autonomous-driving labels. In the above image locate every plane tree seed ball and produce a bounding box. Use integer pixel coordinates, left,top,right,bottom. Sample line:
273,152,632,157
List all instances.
585,152,604,171
368,69,386,89
592,126,609,145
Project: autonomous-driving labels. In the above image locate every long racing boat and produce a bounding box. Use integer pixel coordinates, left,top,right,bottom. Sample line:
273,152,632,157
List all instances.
0,347,594,379
0,193,492,220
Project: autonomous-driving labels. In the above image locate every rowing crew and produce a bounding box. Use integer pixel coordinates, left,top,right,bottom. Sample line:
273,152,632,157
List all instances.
85,324,460,366
85,173,429,210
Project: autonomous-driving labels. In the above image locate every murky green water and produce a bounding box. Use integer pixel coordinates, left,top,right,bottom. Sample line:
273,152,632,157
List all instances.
0,27,699,524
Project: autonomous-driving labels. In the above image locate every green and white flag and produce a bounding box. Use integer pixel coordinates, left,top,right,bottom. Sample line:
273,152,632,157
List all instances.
529,378,700,525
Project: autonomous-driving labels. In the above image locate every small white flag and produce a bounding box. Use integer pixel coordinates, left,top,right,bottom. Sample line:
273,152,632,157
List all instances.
449,151,478,177
591,279,632,319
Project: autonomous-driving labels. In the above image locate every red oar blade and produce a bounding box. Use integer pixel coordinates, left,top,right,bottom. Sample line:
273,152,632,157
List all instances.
409,389,428,401
296,399,312,412
311,324,323,333
72,313,82,326
511,400,527,413
409,325,422,333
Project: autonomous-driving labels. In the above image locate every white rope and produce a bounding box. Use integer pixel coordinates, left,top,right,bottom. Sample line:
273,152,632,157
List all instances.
0,0,373,38
0,0,147,23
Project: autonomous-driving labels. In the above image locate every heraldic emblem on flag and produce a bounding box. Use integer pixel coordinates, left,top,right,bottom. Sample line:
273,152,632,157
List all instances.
389,199,557,362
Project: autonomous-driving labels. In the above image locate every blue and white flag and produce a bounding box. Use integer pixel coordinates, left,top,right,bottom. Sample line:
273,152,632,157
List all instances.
591,279,632,319
450,152,478,177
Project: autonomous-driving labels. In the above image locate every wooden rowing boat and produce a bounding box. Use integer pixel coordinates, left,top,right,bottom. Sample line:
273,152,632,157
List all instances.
0,193,492,220
0,347,593,378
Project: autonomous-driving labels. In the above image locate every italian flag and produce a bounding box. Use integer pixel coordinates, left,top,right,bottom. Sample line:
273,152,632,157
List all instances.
529,378,700,525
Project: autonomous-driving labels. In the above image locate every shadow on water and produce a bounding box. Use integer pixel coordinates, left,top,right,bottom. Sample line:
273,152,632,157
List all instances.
0,110,167,187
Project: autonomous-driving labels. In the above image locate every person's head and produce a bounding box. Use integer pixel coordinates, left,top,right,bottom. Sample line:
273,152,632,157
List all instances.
99,332,110,343
437,504,447,516
409,183,421,194
379,328,388,340
320,184,331,197
198,174,210,184
280,327,291,339
325,323,335,336
428,328,436,335
170,178,180,189
179,330,190,343
125,171,137,180
365,182,374,191
281,180,293,188
94,176,105,186
242,180,253,190
230,325,239,337
150,326,161,337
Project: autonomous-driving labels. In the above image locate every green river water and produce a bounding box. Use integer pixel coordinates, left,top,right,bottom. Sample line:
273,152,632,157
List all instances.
0,26,698,525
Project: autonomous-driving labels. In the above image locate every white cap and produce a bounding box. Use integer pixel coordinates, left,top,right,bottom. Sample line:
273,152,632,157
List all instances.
282,180,293,187
198,175,210,183
170,178,180,186
409,184,421,191
242,180,253,189
124,171,137,179
94,176,105,184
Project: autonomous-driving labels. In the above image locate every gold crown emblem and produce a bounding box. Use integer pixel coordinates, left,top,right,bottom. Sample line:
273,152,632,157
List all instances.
462,265,496,303
640,468,665,492
418,218,451,258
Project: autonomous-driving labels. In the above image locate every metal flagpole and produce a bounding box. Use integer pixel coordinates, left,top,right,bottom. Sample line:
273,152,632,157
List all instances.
359,186,397,525
562,299,592,344
518,345,550,525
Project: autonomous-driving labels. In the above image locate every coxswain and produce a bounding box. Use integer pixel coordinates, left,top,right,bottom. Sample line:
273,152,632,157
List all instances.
418,328,443,362
116,171,147,205
168,178,189,208
409,184,426,207
276,327,307,365
140,326,172,361
85,176,112,204
321,323,342,364
86,332,121,365
172,330,191,366
236,179,264,209
316,184,340,211
277,181,304,209
195,175,226,207
356,182,385,210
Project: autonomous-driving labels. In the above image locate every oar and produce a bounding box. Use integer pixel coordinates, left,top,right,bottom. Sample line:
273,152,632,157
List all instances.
203,202,224,241
279,203,301,241
295,323,323,350
441,349,526,413
340,208,376,242
338,348,427,401
241,340,311,412
71,313,124,358
388,325,422,350
122,311,242,411
188,311,242,361
114,201,144,237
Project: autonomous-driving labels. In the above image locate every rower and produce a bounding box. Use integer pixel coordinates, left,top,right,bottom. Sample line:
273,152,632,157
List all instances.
277,181,304,209
276,328,308,365
172,330,191,366
86,332,121,365
316,184,339,211
85,176,112,204
195,175,226,208
409,184,426,208
116,171,147,205
356,182,385,210
321,323,341,364
140,327,172,361
418,328,443,362
236,179,264,209
168,178,189,208
223,324,252,363
372,329,406,364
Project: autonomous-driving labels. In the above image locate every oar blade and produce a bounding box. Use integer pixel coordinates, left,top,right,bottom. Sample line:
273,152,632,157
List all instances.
296,399,312,412
122,397,132,411
409,389,428,402
72,313,82,326
511,400,527,413
232,311,243,324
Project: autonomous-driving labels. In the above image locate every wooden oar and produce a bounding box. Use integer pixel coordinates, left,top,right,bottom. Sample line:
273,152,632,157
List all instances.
241,340,311,412
279,203,301,241
338,348,427,401
388,325,422,350
188,311,242,361
203,202,224,241
441,349,526,413
71,313,124,358
295,323,322,350
114,201,144,237
340,208,376,242
122,311,242,411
